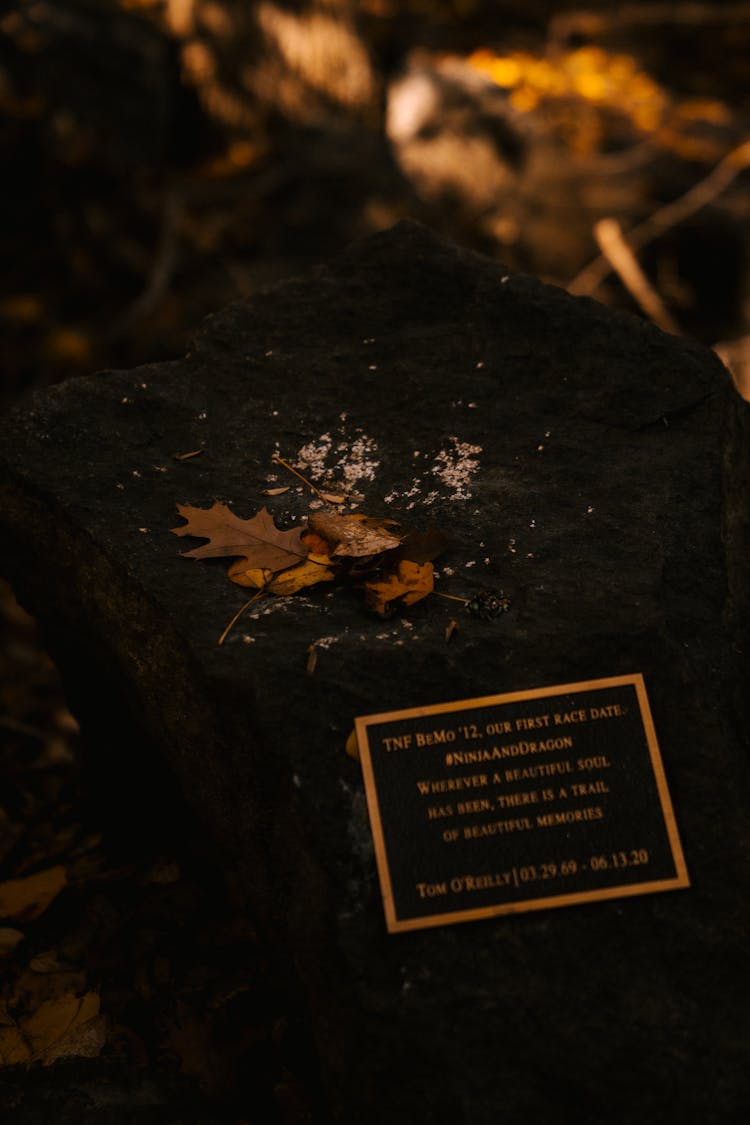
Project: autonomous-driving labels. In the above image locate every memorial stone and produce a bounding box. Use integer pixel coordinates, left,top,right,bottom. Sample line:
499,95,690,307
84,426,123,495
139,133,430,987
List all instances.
1,221,749,1123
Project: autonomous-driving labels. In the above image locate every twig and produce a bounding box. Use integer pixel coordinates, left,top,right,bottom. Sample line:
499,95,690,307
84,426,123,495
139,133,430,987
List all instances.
592,218,680,334
271,454,338,507
218,587,266,646
569,137,750,297
434,592,470,605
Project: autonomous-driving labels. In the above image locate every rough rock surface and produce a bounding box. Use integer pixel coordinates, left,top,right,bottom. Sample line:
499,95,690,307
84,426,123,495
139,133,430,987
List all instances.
1,221,749,1124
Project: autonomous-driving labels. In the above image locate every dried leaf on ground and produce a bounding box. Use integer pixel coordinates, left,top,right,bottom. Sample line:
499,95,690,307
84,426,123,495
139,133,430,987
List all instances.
0,866,67,923
266,555,337,596
226,563,273,588
307,511,401,558
344,729,360,760
363,560,435,616
172,503,308,574
0,991,103,1066
0,929,24,957
229,554,337,595
398,529,451,565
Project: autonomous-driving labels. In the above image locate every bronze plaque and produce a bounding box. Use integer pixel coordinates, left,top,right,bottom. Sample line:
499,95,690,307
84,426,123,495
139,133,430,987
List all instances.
355,674,689,932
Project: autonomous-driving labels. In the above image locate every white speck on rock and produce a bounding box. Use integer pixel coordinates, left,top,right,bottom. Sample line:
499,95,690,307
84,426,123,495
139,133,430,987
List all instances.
465,560,476,568
313,635,340,650
241,635,256,644
295,432,380,487
198,411,207,420
296,434,333,476
138,527,149,533
432,437,482,500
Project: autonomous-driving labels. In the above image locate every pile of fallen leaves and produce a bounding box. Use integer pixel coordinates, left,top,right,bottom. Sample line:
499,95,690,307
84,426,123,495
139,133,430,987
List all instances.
172,456,450,642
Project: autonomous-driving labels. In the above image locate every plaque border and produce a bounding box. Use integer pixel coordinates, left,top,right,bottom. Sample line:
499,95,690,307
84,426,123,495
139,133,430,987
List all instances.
355,673,690,933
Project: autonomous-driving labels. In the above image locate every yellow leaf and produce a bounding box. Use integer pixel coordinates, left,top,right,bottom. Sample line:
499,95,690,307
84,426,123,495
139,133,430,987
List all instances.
0,992,103,1066
0,929,24,957
266,555,336,596
344,729,360,761
227,563,272,588
0,867,67,923
364,561,434,616
0,1022,31,1066
25,992,100,1056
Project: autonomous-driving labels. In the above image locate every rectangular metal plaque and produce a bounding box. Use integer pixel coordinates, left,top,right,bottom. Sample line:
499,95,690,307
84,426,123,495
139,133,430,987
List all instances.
355,674,689,933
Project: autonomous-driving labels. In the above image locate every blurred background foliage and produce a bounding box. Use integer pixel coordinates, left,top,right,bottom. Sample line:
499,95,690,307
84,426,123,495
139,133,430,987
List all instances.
2,0,750,407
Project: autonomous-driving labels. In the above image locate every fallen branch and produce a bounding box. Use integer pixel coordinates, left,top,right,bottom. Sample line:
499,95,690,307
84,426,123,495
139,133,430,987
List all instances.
569,137,750,297
592,218,680,334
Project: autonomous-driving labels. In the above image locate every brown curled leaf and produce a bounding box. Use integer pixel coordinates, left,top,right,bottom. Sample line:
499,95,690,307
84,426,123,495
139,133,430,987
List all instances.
363,560,434,616
307,511,401,559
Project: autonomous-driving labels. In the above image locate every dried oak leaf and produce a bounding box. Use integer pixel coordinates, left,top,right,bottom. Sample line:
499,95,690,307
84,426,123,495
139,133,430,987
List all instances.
0,991,104,1066
307,512,400,559
172,503,308,577
364,560,435,616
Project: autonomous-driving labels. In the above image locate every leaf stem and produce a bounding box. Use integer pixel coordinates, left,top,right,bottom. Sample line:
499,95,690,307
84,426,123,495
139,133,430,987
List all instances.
218,588,266,646
434,591,470,605
272,454,331,504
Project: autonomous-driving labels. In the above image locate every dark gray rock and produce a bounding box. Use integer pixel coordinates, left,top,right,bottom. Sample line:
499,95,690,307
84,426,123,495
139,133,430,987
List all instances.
1,221,749,1124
